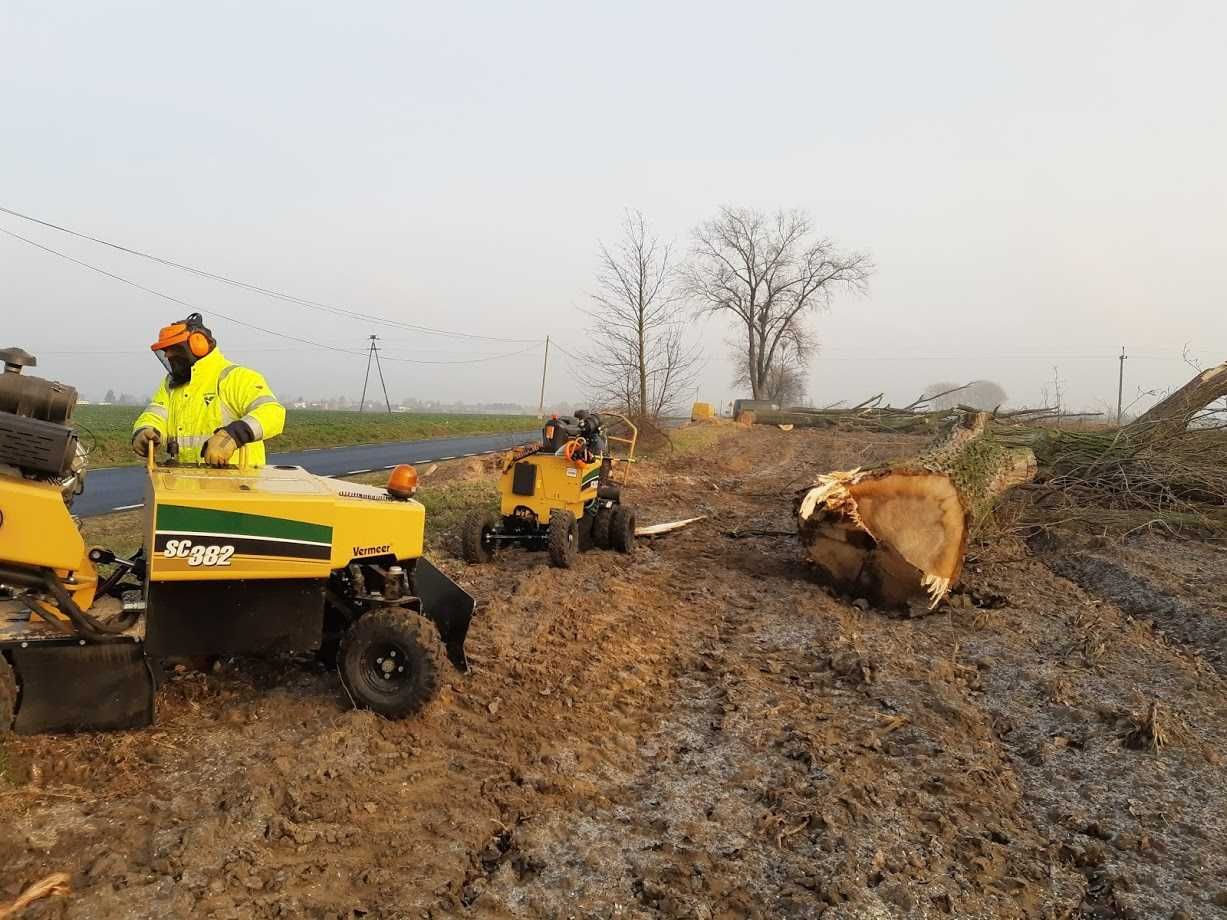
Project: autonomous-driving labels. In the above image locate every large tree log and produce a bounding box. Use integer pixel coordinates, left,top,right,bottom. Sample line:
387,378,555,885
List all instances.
752,409,946,434
797,413,1037,607
1126,359,1227,442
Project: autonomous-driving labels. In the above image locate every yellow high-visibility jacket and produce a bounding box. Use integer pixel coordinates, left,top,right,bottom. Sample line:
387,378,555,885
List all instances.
132,348,285,466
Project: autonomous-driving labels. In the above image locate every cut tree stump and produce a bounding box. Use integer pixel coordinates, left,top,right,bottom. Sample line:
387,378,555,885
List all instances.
796,412,1037,608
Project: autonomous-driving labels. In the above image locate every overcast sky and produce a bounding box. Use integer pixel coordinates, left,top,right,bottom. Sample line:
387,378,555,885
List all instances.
2,1,1224,413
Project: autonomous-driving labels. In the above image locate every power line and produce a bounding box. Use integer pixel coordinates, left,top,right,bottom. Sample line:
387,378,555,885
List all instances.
376,341,542,365
810,353,1186,361
0,226,362,357
549,340,585,362
33,343,543,365
0,202,539,344
0,227,543,366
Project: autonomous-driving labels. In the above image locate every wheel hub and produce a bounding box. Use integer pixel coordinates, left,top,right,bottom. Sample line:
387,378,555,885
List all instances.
366,643,408,688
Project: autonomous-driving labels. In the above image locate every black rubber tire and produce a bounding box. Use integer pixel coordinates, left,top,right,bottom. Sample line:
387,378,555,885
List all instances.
339,608,445,719
592,506,614,550
611,506,636,554
0,653,16,733
547,510,579,568
578,511,596,552
461,510,499,564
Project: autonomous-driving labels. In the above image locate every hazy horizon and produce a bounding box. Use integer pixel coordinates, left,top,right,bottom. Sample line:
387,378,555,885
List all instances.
3,1,1224,416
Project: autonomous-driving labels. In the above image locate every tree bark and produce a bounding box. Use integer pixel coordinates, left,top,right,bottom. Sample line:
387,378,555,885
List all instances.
638,309,648,417
797,413,1037,608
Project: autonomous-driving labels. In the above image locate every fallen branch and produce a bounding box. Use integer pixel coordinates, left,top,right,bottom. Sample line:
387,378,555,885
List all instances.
1127,359,1227,442
0,873,71,919
635,516,706,537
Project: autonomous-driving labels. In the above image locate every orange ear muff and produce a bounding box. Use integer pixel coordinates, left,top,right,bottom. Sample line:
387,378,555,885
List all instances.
188,331,211,357
563,438,587,464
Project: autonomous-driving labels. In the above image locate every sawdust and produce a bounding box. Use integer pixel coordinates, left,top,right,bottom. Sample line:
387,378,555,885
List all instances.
2,426,1225,918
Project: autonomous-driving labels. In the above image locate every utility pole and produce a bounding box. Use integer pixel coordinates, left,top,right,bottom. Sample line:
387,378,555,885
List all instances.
537,335,550,418
1116,345,1127,425
359,334,392,414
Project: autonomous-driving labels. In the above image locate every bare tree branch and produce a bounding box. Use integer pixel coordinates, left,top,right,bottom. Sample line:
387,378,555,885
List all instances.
583,210,701,418
685,206,871,399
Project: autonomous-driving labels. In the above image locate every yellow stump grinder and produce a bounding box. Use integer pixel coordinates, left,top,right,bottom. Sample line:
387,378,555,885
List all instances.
0,347,473,735
461,410,638,568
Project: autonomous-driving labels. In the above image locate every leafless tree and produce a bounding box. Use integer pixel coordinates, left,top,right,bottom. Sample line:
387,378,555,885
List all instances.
583,210,700,418
685,207,871,400
736,341,807,406
1040,367,1065,419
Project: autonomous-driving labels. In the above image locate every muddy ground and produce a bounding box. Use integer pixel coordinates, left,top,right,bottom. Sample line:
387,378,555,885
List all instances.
2,425,1226,919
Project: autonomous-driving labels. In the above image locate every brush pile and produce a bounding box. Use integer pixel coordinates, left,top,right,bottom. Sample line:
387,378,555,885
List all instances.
1005,360,1227,533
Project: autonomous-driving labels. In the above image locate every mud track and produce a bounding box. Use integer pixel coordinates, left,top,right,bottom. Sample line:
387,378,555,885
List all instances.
2,426,1226,919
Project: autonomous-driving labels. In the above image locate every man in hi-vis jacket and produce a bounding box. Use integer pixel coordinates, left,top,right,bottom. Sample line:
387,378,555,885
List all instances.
132,313,285,466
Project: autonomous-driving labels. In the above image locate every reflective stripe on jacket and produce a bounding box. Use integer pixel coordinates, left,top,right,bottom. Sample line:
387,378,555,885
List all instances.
132,348,286,466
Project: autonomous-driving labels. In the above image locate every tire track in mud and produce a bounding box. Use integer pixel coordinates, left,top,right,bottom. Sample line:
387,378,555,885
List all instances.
0,545,718,917
941,549,1227,920
1041,546,1227,674
475,431,1087,918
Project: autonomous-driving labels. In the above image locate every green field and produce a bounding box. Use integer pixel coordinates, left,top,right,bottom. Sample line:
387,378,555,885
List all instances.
73,405,538,468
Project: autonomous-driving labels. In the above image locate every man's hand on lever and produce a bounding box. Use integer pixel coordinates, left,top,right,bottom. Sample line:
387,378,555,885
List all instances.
132,427,161,458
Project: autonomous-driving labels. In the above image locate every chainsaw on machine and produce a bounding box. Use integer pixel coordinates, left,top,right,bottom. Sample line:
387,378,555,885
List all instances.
0,347,474,735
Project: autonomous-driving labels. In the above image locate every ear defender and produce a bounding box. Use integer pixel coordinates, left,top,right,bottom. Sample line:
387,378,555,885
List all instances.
187,330,212,357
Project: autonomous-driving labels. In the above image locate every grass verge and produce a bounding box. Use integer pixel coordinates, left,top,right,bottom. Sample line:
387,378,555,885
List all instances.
74,405,537,468
659,420,739,457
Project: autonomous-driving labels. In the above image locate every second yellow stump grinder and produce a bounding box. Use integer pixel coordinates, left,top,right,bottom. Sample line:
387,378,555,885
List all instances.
0,347,473,736
461,410,638,568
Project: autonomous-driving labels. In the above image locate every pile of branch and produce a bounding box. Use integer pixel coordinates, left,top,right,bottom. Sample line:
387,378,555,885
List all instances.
752,385,1102,434
751,389,958,433
993,361,1227,533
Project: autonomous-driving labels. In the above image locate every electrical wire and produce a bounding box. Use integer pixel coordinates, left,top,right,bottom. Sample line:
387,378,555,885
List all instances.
377,341,542,365
549,340,585,362
0,203,538,343
810,353,1190,361
0,226,363,356
0,227,543,366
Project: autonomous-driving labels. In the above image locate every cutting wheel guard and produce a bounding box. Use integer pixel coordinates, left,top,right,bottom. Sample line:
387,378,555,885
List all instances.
414,557,474,671
8,640,154,735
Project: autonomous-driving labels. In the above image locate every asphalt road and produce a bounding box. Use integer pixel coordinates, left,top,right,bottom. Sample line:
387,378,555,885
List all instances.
73,430,539,517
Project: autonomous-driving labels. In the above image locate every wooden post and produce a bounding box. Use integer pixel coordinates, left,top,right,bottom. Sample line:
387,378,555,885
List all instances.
537,336,550,418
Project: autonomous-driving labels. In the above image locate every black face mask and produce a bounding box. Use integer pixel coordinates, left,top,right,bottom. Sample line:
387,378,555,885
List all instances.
157,345,194,388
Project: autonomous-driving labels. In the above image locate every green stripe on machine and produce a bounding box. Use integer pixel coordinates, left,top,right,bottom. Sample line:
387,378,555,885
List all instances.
156,505,332,545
